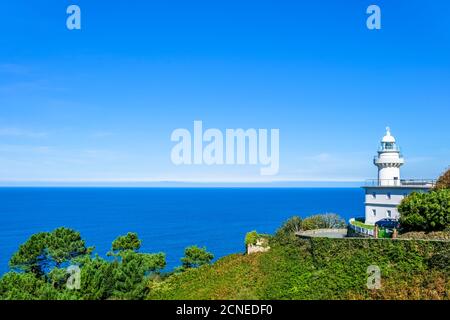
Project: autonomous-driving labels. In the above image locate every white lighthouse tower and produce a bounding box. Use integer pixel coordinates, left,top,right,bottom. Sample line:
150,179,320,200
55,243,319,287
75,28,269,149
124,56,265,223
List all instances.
362,127,434,225
374,127,404,186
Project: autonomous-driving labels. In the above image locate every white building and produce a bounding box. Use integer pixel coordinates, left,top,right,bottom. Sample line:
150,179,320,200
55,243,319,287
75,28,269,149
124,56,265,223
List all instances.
363,128,434,225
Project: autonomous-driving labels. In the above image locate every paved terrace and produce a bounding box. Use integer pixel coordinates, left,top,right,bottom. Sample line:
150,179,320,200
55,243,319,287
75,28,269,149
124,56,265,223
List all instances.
295,228,348,239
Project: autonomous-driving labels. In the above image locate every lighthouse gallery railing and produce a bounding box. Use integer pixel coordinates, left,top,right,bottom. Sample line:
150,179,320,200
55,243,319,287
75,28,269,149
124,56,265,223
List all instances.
363,179,436,187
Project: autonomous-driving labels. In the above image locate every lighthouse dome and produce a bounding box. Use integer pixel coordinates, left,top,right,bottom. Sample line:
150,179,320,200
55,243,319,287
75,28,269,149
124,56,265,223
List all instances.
381,127,396,143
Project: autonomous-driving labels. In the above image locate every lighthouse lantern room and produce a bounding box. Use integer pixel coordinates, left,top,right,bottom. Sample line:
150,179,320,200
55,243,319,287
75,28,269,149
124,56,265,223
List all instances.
373,127,404,186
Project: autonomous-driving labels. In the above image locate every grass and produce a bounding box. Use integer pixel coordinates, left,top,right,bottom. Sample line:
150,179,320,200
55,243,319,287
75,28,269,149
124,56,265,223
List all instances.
148,253,265,299
350,219,375,230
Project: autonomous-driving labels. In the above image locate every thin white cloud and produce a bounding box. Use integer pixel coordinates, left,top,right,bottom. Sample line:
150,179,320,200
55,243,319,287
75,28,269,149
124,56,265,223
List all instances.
0,127,48,138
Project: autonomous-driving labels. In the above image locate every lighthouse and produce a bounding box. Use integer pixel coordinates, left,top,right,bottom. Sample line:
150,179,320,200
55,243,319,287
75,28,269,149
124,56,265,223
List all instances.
373,127,404,186
362,127,434,225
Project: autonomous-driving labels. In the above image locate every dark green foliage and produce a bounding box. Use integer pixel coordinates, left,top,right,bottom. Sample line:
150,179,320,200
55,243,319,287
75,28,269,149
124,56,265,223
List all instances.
48,267,70,289
112,250,166,299
264,238,448,299
427,249,450,272
47,227,92,266
111,232,141,254
9,228,92,276
0,271,80,300
109,233,166,299
113,255,148,299
1,229,166,300
180,246,214,270
0,272,60,300
9,232,49,276
79,256,116,300
398,189,450,232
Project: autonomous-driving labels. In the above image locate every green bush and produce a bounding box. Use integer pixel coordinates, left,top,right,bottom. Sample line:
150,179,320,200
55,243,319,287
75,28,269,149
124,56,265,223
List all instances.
1,229,166,300
274,216,303,243
398,189,450,232
110,232,141,254
179,246,214,271
245,231,259,246
301,213,346,230
9,227,92,276
0,272,71,300
274,214,346,244
427,249,450,272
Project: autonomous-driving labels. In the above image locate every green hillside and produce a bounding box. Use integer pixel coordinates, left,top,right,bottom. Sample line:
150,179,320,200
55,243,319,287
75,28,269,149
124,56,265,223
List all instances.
148,237,449,300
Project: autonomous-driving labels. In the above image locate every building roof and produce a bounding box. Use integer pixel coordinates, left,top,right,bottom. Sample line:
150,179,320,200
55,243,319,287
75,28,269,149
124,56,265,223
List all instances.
381,127,396,143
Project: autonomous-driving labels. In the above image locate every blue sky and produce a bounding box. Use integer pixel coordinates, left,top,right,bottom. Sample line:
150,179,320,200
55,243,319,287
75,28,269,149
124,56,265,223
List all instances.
0,0,449,185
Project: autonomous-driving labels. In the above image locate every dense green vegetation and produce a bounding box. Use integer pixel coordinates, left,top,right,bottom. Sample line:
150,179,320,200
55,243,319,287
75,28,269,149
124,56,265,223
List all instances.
245,231,259,246
0,229,167,300
148,235,449,300
396,169,449,235
398,189,450,232
274,214,346,244
245,231,270,248
1,207,448,300
301,213,346,230
147,213,449,300
178,246,214,272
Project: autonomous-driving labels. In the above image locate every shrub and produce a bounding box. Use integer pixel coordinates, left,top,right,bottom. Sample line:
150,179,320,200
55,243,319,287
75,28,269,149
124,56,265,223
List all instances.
179,246,214,271
434,168,450,190
1,229,166,300
148,236,449,300
9,227,92,276
398,189,450,232
245,231,259,246
301,213,346,230
427,249,450,272
110,232,141,254
274,216,303,244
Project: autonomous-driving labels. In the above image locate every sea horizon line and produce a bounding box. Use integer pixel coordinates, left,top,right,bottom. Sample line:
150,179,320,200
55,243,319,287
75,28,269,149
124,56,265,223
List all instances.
0,180,365,188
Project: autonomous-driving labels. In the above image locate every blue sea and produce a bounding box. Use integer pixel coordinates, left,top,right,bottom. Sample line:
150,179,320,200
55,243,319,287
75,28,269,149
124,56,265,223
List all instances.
0,187,364,275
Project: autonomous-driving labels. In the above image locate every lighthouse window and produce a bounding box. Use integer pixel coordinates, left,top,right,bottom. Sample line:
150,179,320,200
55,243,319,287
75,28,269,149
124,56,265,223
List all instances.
383,142,394,150
372,192,376,199
387,210,392,218
372,209,376,216
387,193,391,199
